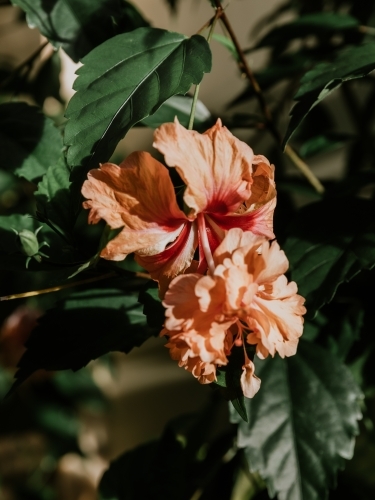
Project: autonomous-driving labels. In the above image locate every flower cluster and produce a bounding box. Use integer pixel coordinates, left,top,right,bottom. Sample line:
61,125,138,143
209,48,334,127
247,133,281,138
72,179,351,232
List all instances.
82,118,306,398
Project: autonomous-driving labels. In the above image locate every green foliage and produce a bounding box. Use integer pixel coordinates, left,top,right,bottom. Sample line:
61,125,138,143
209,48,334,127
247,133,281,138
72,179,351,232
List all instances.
0,102,63,182
231,341,362,500
99,398,237,500
141,95,213,130
64,27,211,213
10,0,149,62
254,13,359,50
284,198,375,318
10,287,159,393
284,42,375,146
34,155,73,237
138,282,165,328
215,346,255,423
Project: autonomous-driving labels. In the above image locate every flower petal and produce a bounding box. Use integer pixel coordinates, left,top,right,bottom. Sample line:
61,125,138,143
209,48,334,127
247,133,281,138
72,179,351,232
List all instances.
136,221,197,297
209,197,276,240
240,357,261,398
153,118,254,216
82,151,188,260
213,227,263,267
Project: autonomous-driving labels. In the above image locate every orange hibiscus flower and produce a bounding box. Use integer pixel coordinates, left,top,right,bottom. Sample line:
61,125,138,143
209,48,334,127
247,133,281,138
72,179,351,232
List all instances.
162,228,306,398
82,119,276,295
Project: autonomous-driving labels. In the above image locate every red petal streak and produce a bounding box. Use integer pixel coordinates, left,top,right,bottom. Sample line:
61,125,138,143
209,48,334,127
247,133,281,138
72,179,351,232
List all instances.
138,222,193,268
197,216,223,274
209,204,275,238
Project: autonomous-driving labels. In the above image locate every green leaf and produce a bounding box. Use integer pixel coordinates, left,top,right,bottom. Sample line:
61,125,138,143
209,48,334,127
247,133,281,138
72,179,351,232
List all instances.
283,42,375,147
10,0,149,62
283,198,375,318
231,341,362,500
64,27,211,210
215,346,253,423
99,400,225,500
35,155,73,237
255,13,359,50
140,95,212,130
138,282,165,328
0,102,63,182
299,134,346,158
10,288,158,393
212,33,238,60
229,50,318,106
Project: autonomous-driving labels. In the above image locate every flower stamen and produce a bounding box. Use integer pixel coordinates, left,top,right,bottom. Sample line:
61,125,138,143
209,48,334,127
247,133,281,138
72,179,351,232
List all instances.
197,213,215,274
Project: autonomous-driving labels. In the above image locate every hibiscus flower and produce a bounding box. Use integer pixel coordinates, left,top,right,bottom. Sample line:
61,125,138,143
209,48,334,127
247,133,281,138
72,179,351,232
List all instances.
82,119,276,295
162,228,306,398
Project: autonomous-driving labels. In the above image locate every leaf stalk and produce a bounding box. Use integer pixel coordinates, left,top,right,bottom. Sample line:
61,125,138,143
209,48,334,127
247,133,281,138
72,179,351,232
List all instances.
211,0,324,194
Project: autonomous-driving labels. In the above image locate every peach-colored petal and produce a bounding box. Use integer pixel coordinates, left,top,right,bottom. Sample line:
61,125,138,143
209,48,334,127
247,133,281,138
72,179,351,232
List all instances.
240,357,261,398
163,273,202,332
252,240,289,285
212,227,263,267
153,118,254,217
136,222,197,297
246,160,276,209
209,197,276,240
82,151,188,260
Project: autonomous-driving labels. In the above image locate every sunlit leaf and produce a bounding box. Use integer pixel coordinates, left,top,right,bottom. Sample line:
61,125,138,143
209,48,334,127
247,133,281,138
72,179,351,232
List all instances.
0,103,62,182
231,341,362,500
64,27,211,210
141,95,212,130
10,0,149,62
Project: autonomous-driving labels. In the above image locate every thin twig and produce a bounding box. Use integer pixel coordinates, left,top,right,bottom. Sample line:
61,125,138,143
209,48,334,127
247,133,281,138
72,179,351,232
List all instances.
189,10,222,130
0,40,49,89
212,0,324,194
0,270,150,301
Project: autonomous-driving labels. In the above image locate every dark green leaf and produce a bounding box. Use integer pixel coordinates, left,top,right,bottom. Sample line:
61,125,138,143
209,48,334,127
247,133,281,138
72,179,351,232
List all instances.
231,341,362,500
299,134,346,158
99,441,159,500
99,399,225,500
0,102,62,182
138,282,165,328
229,50,318,106
324,306,364,361
284,198,375,318
283,42,375,146
255,13,359,50
64,27,211,212
141,95,212,130
35,155,73,237
10,288,158,393
10,0,149,62
215,346,257,423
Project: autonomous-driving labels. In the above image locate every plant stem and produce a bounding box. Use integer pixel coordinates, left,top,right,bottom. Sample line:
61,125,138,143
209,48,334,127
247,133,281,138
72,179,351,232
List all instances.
188,10,221,130
0,270,150,301
211,0,324,194
0,41,49,89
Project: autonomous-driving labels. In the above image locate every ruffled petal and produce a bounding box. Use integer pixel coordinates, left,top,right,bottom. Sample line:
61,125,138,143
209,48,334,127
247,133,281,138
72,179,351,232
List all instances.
136,222,197,297
240,357,261,398
212,228,263,267
82,151,188,260
153,118,253,217
246,160,276,210
253,240,289,285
